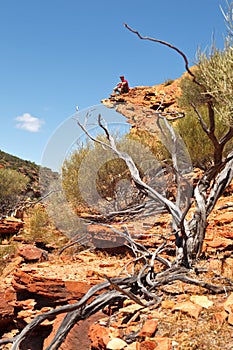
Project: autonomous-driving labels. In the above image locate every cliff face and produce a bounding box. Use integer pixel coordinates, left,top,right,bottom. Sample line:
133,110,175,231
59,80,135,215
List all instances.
102,77,183,121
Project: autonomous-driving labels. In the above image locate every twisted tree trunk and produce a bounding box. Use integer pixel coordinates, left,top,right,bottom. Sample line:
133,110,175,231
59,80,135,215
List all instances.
185,152,233,263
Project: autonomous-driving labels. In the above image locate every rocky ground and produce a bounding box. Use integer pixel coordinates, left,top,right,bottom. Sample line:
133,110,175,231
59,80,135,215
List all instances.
0,77,233,349
0,187,233,350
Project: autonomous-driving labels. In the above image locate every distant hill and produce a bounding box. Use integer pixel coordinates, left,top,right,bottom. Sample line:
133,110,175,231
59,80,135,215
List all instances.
0,149,40,195
0,150,58,205
0,150,39,172
0,150,39,175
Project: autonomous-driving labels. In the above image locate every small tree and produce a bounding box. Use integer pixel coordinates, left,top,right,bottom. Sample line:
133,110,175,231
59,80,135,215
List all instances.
62,134,148,215
176,77,233,169
0,168,29,216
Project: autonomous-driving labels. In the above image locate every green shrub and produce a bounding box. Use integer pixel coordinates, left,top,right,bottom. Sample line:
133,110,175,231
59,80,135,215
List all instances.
27,205,50,242
62,138,136,213
127,128,170,163
164,79,174,86
62,142,93,211
174,110,213,168
22,204,69,248
176,74,233,168
197,45,233,126
62,132,162,213
0,168,29,214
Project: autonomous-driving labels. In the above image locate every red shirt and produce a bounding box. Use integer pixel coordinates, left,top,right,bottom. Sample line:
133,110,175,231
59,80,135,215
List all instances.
120,79,129,93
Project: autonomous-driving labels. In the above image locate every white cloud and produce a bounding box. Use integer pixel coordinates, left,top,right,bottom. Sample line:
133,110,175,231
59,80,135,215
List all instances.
15,113,44,132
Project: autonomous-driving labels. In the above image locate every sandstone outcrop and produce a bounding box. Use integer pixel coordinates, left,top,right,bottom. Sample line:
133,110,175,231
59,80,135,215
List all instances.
0,217,23,237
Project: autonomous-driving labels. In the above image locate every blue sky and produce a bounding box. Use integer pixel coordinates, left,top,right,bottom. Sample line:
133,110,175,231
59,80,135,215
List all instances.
0,0,228,165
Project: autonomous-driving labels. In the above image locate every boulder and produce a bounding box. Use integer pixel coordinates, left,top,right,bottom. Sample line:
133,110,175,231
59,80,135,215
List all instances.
18,244,48,262
12,267,93,305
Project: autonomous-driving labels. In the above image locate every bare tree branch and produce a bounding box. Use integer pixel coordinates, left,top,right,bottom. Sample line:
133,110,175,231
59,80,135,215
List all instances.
124,23,196,80
76,113,183,229
219,126,233,146
191,103,209,133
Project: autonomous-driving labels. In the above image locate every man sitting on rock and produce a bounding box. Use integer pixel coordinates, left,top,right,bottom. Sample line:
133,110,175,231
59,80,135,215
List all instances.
111,75,129,96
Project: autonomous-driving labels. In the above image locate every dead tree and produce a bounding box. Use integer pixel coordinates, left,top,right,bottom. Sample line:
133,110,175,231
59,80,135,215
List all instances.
2,114,233,350
124,23,233,266
1,108,233,350
1,5,233,348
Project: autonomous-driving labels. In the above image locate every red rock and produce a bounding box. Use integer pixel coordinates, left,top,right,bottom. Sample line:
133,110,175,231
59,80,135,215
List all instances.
86,269,95,277
103,79,182,118
219,227,233,239
12,267,93,305
0,218,23,236
4,286,16,303
99,262,116,268
139,319,158,337
65,280,91,294
0,287,15,328
214,310,228,325
18,244,48,262
88,323,111,349
161,300,175,309
87,224,131,254
140,338,172,350
44,311,105,350
213,212,233,225
205,237,232,250
154,337,172,350
140,340,157,350
173,301,202,319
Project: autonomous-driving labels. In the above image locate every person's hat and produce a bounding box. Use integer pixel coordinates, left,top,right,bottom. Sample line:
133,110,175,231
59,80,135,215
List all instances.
120,75,124,79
